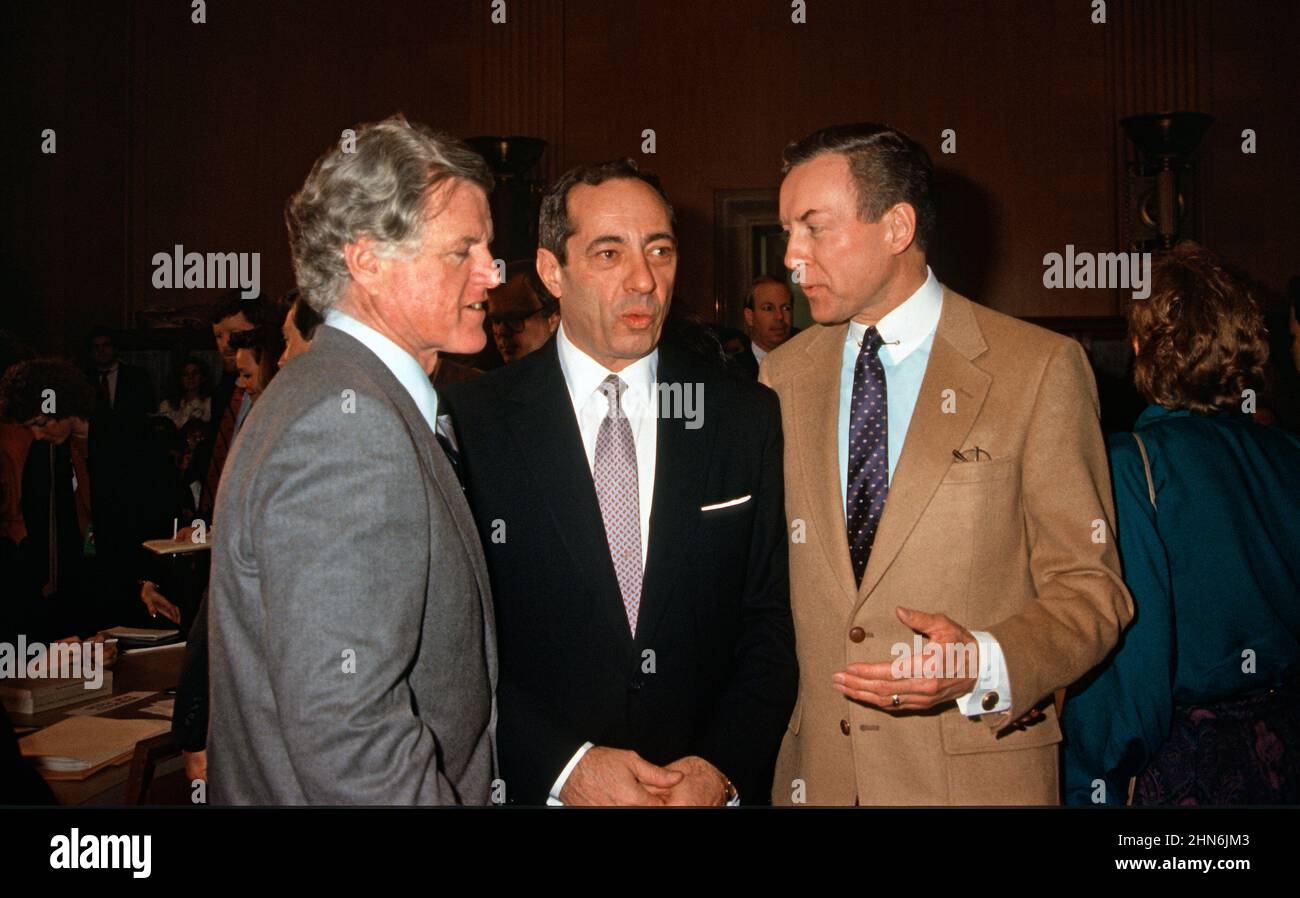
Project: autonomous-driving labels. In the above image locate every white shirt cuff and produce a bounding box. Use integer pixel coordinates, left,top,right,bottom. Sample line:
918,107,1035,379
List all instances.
953,630,1011,715
546,741,595,806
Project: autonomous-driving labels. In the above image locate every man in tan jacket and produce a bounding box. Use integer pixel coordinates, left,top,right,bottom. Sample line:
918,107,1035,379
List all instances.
762,123,1133,806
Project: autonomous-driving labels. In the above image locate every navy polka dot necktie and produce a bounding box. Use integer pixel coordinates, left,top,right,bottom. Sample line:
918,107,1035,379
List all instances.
847,326,889,585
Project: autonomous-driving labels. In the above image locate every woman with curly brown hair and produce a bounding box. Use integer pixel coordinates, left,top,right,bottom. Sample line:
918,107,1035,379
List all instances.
1063,242,1300,805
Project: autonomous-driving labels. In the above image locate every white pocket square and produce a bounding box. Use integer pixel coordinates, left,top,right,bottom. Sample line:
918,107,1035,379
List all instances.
700,495,751,512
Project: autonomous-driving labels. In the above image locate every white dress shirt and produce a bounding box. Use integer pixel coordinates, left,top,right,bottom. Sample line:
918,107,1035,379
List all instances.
547,324,658,803
837,268,1010,716
750,342,768,365
555,323,657,566
324,310,440,435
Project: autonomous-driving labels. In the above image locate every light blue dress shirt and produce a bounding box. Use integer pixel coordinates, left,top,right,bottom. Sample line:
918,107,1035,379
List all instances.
324,309,440,436
836,266,943,505
835,268,1010,716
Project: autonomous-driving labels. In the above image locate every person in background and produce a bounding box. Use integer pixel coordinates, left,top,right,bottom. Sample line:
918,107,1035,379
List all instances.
1,358,177,636
486,258,560,364
163,293,321,785
279,289,322,367
156,356,212,429
85,325,155,421
229,325,286,406
716,326,759,379
196,291,269,520
1063,243,1300,805
0,331,34,555
743,276,794,367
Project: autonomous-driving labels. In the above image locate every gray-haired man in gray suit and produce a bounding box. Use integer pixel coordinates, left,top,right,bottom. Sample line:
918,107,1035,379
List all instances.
208,115,499,804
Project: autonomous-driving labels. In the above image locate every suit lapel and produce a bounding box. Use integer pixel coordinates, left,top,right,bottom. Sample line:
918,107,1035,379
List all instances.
321,327,499,689
791,324,860,610
855,289,990,607
506,340,634,651
636,346,716,647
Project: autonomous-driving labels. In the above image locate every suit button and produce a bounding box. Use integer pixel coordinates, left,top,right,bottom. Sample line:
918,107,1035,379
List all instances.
840,719,851,735
981,691,999,711
849,627,866,643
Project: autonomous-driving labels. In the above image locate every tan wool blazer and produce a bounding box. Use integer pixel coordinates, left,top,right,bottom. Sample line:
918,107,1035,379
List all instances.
760,287,1133,806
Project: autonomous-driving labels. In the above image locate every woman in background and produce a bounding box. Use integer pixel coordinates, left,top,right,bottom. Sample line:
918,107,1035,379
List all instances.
156,356,213,428
1063,243,1300,805
229,323,287,406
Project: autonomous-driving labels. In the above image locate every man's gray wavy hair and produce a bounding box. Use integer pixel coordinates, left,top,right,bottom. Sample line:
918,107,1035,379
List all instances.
285,114,493,313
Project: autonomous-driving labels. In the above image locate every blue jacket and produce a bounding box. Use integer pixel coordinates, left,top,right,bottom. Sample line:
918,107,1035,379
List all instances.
1062,404,1300,805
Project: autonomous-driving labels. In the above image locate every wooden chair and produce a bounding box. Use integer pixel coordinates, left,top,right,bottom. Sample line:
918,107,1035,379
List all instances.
122,731,182,805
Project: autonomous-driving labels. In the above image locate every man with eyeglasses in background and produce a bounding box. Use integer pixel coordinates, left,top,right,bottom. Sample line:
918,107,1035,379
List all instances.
486,259,560,364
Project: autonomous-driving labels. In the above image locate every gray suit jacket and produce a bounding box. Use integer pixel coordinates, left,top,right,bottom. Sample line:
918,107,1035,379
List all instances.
208,325,497,805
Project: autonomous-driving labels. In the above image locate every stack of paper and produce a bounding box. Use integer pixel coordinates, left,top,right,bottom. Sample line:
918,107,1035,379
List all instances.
0,672,114,717
19,716,171,780
100,627,179,644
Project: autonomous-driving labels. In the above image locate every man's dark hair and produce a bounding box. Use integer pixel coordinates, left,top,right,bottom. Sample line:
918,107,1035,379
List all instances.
209,289,273,329
782,122,936,253
539,158,676,266
287,289,324,340
87,325,114,347
745,275,791,310
228,326,285,366
0,358,98,423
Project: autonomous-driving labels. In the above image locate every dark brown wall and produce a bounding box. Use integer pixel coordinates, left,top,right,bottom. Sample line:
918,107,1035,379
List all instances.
7,0,1297,353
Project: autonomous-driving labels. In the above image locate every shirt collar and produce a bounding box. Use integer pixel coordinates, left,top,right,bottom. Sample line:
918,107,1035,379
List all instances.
1136,403,1238,428
556,322,658,411
325,309,439,433
846,265,943,364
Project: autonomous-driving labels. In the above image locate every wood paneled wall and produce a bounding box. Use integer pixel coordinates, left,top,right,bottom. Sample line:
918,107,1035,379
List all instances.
6,0,1296,353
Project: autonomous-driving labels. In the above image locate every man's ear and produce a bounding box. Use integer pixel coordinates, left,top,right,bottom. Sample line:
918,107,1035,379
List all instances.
343,237,384,296
883,202,919,256
743,308,754,329
536,248,564,300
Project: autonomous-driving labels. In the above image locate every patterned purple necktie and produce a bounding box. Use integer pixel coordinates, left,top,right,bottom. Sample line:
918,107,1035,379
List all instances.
847,326,889,585
593,374,642,635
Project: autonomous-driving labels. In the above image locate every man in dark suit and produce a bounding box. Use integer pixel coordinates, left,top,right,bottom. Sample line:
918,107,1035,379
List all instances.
86,327,154,421
442,159,797,806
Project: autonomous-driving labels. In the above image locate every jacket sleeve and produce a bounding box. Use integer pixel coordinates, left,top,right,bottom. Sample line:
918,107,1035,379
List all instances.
986,339,1135,724
1061,434,1174,805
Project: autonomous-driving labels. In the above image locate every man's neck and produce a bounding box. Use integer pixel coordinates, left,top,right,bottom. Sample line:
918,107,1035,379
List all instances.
337,295,439,374
560,323,649,374
850,261,928,327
